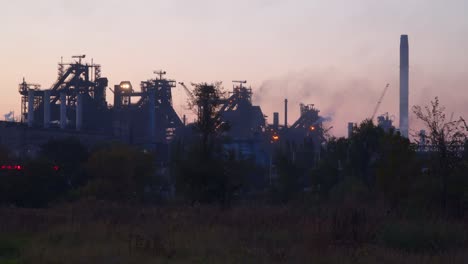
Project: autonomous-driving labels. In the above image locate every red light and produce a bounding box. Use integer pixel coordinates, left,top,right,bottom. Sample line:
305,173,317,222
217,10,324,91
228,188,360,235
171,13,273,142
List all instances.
1,165,23,171
53,166,59,171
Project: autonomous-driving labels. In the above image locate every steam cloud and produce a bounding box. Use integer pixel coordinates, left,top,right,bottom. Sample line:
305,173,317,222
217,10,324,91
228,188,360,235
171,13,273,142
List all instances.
253,68,381,137
253,66,468,138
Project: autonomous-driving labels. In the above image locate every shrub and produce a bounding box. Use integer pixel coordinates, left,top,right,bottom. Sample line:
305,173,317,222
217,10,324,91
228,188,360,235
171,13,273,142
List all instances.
379,220,467,253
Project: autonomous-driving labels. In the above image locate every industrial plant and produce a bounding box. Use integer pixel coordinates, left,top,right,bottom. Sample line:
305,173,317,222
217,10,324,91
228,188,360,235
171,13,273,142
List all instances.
0,35,412,163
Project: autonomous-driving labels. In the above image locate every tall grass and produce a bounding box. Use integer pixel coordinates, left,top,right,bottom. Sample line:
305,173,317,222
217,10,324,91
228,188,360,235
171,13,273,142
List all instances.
1,201,468,263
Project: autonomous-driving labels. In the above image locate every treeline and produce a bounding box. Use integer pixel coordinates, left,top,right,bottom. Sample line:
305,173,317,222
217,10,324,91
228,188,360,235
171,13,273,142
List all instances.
0,92,467,217
0,140,158,207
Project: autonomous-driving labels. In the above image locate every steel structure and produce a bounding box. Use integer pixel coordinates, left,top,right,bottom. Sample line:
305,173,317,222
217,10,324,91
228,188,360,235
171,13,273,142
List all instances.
19,55,109,131
216,81,266,139
16,56,331,165
112,71,183,145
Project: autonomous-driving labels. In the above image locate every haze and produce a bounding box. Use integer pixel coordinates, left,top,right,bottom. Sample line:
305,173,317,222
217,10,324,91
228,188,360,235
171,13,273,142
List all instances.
1,0,467,136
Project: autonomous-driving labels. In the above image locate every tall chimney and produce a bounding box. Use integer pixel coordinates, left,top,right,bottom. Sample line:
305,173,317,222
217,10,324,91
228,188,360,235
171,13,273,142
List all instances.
284,99,288,128
400,35,409,138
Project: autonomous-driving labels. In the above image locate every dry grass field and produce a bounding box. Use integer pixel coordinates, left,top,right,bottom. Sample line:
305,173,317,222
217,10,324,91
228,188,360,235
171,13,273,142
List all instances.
1,201,467,264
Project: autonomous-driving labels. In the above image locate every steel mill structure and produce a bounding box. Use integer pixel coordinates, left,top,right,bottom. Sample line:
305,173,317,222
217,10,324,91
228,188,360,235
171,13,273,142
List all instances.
3,35,415,163
4,55,333,164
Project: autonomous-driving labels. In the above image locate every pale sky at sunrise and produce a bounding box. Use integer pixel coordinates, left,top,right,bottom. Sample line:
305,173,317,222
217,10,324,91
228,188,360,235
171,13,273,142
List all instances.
1,0,468,136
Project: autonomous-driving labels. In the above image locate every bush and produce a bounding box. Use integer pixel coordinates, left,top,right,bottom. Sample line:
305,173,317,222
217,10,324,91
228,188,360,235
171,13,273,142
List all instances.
84,144,156,202
379,220,467,253
0,159,66,208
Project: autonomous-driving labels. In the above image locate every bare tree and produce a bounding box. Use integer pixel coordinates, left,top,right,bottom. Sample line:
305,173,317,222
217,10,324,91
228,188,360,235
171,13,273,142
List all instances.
413,97,468,209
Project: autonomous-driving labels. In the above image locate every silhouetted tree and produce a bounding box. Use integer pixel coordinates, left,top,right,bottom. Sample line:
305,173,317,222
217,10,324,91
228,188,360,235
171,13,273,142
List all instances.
313,120,417,207
174,83,249,207
311,137,349,199
191,82,226,157
272,147,302,203
348,120,386,188
41,137,89,188
0,158,66,208
413,97,468,211
375,130,418,209
84,144,155,202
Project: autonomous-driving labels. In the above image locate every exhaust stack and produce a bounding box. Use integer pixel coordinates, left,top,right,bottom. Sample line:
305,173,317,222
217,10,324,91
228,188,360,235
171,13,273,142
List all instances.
400,35,409,138
284,99,288,128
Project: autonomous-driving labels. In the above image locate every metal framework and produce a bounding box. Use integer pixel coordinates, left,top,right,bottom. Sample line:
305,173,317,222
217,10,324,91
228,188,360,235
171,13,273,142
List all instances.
19,55,109,131
113,71,183,144
216,81,265,139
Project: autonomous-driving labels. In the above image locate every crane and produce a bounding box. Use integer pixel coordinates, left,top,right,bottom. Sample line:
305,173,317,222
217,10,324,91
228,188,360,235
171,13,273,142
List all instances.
178,82,196,106
371,83,390,121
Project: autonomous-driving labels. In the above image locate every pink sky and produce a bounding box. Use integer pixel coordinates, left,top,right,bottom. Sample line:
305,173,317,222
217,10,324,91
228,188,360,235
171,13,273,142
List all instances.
1,0,467,136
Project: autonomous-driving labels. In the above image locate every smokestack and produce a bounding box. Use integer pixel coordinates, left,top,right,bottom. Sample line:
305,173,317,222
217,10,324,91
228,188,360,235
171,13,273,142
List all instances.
400,35,409,138
76,93,83,131
27,89,34,127
284,99,288,128
43,90,50,128
148,88,156,143
60,92,67,129
273,112,279,129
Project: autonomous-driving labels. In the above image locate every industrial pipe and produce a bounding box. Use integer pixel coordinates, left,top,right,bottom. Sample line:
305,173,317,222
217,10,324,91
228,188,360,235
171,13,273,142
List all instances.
148,88,156,142
60,92,67,130
76,93,83,131
43,90,50,128
27,89,34,127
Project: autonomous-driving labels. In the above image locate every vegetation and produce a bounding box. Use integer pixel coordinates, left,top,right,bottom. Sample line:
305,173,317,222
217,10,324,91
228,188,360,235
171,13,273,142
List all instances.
0,97,467,262
1,204,468,264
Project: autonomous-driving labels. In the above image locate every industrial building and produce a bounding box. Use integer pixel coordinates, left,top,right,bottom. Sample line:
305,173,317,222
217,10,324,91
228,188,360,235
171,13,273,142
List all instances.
2,55,330,165
1,35,416,165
